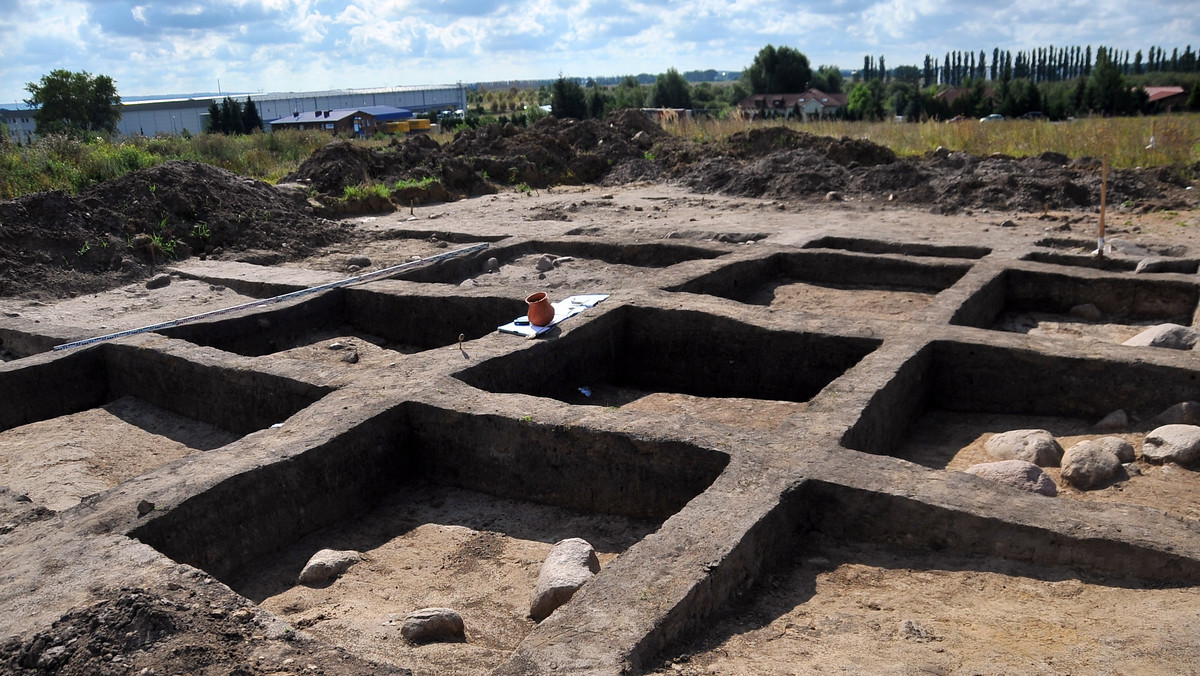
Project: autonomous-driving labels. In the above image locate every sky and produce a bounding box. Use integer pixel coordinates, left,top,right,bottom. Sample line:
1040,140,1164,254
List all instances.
1,0,1197,103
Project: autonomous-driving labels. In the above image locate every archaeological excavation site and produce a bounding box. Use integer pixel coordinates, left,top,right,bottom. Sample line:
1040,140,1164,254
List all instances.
2,115,1200,674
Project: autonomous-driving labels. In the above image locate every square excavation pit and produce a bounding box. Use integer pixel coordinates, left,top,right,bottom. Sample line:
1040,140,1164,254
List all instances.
456,305,880,428
0,343,328,511
1024,237,1197,273
389,240,726,286
667,251,971,320
803,235,991,259
842,340,1200,519
951,268,1200,343
133,402,729,675
158,287,525,365
651,533,1200,676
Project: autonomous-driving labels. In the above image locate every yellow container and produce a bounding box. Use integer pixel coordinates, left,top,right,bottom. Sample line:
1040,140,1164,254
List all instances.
409,118,431,131
381,120,410,133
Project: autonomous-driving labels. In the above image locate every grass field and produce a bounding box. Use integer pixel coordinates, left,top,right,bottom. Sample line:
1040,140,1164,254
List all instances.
664,113,1200,170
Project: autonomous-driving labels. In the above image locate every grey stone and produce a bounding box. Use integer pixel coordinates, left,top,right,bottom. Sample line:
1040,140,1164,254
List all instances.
530,538,601,621
1143,425,1200,466
1135,257,1194,274
1086,436,1136,463
632,130,654,149
346,255,371,268
485,257,500,272
1069,303,1104,321
824,191,843,202
1121,323,1199,350
983,429,1064,467
1152,401,1200,426
1061,440,1124,489
297,549,361,585
965,460,1057,496
145,273,172,290
535,254,557,272
1092,409,1129,432
401,607,464,642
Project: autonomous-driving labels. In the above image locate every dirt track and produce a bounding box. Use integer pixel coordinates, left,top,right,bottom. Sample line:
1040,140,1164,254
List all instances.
2,116,1200,675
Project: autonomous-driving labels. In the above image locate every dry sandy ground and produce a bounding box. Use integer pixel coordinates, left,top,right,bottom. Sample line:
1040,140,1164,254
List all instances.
4,185,1200,674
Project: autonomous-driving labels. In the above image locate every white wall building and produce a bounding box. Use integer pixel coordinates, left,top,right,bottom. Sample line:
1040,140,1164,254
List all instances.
2,84,466,141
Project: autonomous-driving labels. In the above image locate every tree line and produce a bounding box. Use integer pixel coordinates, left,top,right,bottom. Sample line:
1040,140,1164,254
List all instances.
205,97,264,135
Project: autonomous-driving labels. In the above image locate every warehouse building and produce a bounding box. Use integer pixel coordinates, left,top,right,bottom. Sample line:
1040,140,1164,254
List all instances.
2,83,466,142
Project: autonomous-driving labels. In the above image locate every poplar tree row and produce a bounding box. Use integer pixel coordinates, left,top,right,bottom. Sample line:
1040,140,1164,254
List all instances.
919,45,1198,88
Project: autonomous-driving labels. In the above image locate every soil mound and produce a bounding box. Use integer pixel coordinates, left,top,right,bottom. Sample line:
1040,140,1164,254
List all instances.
725,127,898,166
0,161,349,298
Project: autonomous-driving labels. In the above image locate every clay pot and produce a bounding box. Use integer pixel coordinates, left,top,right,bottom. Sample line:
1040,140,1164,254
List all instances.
526,292,555,327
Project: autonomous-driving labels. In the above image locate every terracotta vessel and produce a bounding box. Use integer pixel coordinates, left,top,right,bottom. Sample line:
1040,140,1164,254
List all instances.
526,292,555,327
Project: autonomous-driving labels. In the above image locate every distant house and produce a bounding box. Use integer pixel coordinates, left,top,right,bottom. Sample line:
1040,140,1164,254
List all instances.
1143,86,1187,111
267,105,413,135
737,89,848,119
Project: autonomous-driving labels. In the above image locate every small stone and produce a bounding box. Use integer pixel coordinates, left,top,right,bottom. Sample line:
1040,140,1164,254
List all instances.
401,607,464,642
530,538,601,621
824,191,843,202
340,350,359,364
327,342,347,351
1069,303,1104,321
1152,401,1200,426
232,607,255,623
485,257,500,272
298,549,362,585
553,256,574,267
1092,409,1129,432
1122,323,1199,350
964,460,1057,496
535,254,557,272
999,219,1017,228
983,429,1063,466
145,274,172,290
1142,425,1200,466
899,619,938,642
137,500,155,516
1061,440,1124,489
346,255,371,268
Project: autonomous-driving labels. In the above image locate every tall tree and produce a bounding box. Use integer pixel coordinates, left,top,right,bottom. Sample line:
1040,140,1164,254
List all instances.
242,98,263,133
205,101,222,133
24,69,121,136
652,68,693,109
743,45,812,93
550,76,588,119
811,65,845,93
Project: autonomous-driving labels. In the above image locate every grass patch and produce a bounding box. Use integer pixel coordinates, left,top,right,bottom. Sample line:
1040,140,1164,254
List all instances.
663,113,1200,170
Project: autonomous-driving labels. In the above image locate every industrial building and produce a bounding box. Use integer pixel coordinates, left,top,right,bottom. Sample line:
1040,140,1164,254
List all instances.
1,83,466,142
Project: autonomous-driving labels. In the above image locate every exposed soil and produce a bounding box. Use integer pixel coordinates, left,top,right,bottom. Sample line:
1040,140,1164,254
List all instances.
2,112,1200,676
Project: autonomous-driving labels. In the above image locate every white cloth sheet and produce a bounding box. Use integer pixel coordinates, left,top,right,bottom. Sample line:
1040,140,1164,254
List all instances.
498,294,609,337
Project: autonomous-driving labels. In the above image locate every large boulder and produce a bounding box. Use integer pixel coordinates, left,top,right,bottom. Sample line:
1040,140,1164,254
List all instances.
983,429,1064,466
1152,401,1200,426
1142,425,1200,466
1061,439,1127,489
297,549,361,585
964,459,1057,496
1092,409,1129,433
1121,324,1199,350
401,607,465,642
529,538,601,622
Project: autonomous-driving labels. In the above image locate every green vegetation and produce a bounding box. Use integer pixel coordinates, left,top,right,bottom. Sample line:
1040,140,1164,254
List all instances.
24,69,122,137
341,182,391,201
661,113,1200,170
207,96,264,134
0,129,332,200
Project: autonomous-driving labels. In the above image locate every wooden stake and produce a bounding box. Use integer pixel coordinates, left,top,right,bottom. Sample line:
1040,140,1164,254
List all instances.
1097,156,1108,256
